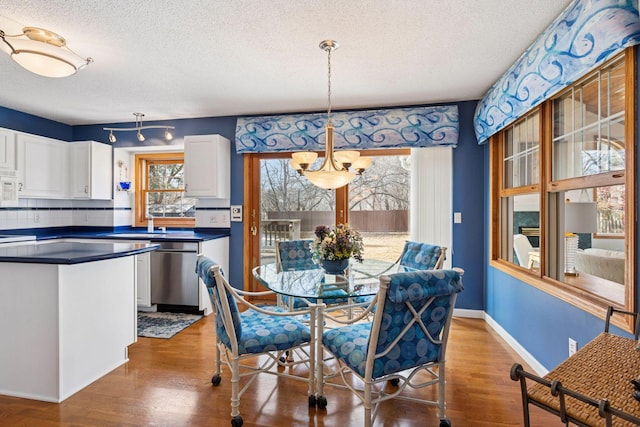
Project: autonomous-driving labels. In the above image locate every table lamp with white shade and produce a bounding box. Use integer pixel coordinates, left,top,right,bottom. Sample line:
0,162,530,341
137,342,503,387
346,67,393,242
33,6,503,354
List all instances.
564,200,597,276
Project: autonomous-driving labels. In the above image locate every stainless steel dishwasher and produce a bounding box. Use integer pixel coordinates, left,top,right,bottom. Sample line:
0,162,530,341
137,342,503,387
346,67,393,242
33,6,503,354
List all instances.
150,241,199,307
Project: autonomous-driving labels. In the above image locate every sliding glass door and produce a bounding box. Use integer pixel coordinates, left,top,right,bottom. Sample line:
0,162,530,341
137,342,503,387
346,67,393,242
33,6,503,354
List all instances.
245,149,410,291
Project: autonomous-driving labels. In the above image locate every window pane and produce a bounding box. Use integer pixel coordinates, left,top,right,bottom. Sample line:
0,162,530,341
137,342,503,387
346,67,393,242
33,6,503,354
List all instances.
147,192,196,218
503,111,539,188
507,194,540,268
553,57,625,180
148,163,185,190
349,155,410,263
560,186,625,298
259,158,335,264
596,184,625,235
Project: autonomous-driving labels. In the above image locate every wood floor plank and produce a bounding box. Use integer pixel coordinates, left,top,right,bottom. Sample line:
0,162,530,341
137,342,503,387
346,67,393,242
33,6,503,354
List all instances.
0,315,564,426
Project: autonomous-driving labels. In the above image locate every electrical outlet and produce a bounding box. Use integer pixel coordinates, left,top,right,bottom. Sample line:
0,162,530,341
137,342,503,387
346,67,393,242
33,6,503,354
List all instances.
568,338,577,356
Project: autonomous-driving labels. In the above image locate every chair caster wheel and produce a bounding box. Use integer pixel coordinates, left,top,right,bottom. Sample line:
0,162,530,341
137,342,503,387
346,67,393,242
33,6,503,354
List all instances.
439,418,451,427
389,378,400,386
317,395,327,409
308,395,317,407
231,415,243,427
211,374,221,386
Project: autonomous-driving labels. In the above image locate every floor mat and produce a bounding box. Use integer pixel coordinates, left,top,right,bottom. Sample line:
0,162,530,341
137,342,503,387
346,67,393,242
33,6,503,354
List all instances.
137,311,203,339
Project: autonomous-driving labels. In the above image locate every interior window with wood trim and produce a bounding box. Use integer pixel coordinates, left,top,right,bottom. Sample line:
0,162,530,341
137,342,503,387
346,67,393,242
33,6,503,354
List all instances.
491,48,635,329
134,152,196,227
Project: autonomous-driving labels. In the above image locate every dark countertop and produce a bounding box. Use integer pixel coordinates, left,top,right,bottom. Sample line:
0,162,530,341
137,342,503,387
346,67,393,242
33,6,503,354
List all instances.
0,241,160,265
5,227,230,243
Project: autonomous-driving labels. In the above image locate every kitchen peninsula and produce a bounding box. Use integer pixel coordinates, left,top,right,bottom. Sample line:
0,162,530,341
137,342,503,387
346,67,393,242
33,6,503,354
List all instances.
0,241,158,402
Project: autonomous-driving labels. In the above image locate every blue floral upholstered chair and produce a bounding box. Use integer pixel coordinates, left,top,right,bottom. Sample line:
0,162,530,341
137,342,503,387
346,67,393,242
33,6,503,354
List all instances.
321,268,464,427
276,239,351,310
196,255,316,427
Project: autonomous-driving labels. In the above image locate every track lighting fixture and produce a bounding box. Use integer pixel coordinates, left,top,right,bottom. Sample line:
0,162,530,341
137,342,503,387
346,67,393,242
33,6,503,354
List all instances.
103,113,175,143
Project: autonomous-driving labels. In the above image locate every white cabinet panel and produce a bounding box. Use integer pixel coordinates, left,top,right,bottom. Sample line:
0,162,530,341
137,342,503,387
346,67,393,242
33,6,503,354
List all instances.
136,252,151,307
69,142,90,197
0,128,16,170
17,133,68,199
69,141,112,200
184,134,230,198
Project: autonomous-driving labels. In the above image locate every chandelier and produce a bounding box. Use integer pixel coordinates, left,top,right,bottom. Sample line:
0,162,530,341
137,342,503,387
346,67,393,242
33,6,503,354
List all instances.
0,26,92,78
103,113,175,143
290,40,371,189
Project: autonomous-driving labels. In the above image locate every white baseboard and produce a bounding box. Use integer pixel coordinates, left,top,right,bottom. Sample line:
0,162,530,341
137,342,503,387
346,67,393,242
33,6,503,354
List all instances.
453,308,484,318
484,313,548,376
453,309,548,376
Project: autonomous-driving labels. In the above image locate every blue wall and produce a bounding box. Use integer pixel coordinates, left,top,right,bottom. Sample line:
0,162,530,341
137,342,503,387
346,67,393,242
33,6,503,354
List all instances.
451,101,484,310
0,106,72,141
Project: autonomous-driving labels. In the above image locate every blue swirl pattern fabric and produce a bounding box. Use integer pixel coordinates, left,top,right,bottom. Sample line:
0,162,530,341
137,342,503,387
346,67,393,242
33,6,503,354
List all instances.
235,105,459,153
322,269,463,379
474,0,640,144
399,241,444,270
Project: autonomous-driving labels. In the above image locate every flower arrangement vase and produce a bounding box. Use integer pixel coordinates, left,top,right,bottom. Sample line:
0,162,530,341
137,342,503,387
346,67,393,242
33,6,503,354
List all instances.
322,259,349,275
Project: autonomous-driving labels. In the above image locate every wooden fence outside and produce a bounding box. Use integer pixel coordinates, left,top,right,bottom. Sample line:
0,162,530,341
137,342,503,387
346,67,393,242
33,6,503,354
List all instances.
266,210,408,233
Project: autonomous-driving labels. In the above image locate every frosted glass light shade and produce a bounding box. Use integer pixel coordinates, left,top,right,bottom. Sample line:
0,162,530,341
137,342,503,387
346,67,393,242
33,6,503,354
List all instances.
334,150,360,166
305,169,354,189
5,30,91,78
292,151,318,166
352,156,372,170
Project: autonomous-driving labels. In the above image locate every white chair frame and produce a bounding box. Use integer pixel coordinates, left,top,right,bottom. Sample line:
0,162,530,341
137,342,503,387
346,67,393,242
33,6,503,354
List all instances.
198,256,317,426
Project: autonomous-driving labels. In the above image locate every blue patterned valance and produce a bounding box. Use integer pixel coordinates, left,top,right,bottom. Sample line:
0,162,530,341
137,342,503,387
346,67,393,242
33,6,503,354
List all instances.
474,0,640,144
235,105,458,153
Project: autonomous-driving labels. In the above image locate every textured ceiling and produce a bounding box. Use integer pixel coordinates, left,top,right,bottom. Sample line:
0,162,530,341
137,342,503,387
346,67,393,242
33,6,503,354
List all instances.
0,0,572,126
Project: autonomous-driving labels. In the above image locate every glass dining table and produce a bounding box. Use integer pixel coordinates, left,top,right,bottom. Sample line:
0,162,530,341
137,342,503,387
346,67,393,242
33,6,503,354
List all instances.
252,258,412,405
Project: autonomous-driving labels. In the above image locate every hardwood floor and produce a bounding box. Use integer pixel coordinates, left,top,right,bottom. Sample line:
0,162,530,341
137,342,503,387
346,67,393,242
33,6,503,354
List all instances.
0,315,564,426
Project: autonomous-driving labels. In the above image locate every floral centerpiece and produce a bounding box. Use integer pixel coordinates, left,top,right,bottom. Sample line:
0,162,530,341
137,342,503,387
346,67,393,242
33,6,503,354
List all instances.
313,223,364,274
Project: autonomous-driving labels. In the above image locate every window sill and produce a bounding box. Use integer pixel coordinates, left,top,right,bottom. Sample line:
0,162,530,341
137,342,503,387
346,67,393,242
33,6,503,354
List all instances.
490,259,632,333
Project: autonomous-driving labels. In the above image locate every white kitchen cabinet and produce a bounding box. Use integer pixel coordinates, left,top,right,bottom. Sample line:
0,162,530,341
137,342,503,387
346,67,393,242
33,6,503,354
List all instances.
184,134,230,198
136,251,151,307
16,133,68,199
69,141,113,200
0,128,16,170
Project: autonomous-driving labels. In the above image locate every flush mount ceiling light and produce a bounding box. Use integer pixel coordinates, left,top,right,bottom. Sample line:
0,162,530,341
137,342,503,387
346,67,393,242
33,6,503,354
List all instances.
290,40,371,190
0,26,93,78
103,113,175,143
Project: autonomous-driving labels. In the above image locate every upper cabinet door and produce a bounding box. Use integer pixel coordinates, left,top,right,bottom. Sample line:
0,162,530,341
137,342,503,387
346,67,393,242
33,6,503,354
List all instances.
184,134,230,198
17,134,68,199
69,141,113,200
69,141,91,198
0,128,16,171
